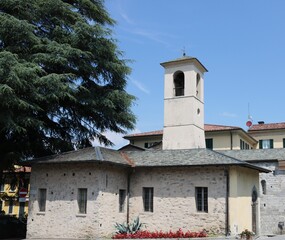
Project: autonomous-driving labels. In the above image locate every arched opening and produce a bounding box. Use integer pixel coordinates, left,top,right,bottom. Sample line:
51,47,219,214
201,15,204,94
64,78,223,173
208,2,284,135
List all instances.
196,73,201,99
173,71,184,96
252,186,258,234
261,180,266,195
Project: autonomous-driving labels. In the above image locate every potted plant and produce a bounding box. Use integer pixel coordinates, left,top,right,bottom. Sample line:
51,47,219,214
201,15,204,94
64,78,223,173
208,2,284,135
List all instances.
240,229,255,240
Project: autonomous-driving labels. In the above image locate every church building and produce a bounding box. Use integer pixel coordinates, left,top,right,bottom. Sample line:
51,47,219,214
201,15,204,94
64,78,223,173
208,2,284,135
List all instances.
26,56,269,239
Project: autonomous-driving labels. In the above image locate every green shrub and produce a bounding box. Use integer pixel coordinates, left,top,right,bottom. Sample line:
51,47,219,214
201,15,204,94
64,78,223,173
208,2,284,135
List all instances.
115,216,142,234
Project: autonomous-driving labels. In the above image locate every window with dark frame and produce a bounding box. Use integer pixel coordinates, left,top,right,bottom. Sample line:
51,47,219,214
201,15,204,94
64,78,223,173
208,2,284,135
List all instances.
143,187,153,212
78,188,87,214
119,189,126,212
195,187,208,212
205,138,213,149
259,139,273,149
38,188,47,212
8,199,13,214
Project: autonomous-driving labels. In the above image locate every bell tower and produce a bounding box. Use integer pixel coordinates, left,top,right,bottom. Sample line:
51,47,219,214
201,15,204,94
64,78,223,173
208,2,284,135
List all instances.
161,55,208,150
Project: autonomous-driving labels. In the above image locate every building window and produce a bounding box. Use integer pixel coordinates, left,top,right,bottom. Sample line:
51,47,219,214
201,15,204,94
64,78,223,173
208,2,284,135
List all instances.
143,187,153,212
174,71,185,96
259,139,273,149
196,73,201,99
0,200,2,212
119,189,126,212
195,187,208,212
78,188,87,214
38,188,47,212
283,139,285,148
144,142,159,149
205,139,213,149
8,199,13,214
240,139,250,150
261,180,266,195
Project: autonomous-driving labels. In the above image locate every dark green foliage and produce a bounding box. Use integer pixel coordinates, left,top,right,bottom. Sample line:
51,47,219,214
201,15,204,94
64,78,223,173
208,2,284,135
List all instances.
0,0,136,168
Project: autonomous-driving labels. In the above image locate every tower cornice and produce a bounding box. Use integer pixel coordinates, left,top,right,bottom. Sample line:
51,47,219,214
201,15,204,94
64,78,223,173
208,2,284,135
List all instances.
160,56,208,73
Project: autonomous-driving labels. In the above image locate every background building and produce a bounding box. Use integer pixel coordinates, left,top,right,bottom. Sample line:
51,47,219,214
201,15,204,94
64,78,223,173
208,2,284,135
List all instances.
0,166,30,218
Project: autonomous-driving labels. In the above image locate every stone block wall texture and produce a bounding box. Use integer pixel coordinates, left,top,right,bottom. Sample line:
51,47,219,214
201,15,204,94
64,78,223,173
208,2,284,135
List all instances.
256,161,285,235
27,163,128,239
129,166,227,235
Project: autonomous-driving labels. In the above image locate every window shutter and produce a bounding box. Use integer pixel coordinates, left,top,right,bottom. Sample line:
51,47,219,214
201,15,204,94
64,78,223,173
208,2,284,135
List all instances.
270,139,273,149
259,140,263,149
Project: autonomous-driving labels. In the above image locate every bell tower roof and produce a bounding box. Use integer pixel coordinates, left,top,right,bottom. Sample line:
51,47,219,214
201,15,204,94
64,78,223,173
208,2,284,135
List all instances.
160,55,208,73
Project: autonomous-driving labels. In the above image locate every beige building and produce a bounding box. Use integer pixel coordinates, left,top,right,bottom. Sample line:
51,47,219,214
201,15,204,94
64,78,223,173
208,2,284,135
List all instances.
124,124,258,151
26,55,272,238
248,122,285,149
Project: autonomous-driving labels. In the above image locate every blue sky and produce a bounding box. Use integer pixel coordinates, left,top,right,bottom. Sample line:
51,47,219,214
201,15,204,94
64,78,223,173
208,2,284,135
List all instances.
101,0,285,148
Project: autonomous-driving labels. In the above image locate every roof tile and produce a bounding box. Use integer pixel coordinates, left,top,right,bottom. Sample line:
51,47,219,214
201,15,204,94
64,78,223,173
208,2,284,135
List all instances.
249,122,285,131
124,124,242,138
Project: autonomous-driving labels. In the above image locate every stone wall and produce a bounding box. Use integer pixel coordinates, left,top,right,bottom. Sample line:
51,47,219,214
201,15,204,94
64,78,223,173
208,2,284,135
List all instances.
27,163,128,239
255,161,285,235
129,166,227,235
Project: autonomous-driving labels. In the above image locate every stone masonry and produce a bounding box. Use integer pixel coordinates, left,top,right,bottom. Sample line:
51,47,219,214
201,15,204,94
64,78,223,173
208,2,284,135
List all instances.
256,161,285,235
129,166,227,235
27,162,128,239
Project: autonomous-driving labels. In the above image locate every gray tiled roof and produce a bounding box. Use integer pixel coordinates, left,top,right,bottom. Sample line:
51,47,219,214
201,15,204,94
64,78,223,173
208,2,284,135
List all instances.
124,148,269,172
27,147,129,166
219,148,285,162
25,147,270,173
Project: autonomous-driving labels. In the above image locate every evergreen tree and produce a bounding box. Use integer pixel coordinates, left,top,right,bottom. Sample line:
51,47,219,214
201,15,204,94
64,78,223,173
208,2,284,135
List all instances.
0,0,136,169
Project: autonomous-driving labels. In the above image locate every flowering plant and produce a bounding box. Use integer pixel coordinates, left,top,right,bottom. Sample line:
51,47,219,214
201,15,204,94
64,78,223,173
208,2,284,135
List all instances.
112,228,207,239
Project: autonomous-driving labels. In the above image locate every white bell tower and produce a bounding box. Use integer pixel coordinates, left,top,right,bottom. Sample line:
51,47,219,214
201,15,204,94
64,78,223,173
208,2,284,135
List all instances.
161,55,208,150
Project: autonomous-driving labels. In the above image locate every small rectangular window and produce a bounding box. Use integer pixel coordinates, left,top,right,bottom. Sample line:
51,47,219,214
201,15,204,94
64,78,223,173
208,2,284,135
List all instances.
8,199,13,214
38,188,47,212
205,139,213,149
143,187,153,212
259,139,273,149
283,139,285,148
119,189,126,212
195,187,208,212
78,188,87,214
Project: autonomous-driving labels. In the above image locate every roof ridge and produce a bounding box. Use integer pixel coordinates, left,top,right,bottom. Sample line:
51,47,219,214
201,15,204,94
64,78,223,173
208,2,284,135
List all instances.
94,146,104,161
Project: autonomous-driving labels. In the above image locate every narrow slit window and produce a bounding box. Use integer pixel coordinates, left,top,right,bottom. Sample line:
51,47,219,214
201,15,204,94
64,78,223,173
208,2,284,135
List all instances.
119,189,126,212
38,188,47,212
143,187,153,212
78,188,87,214
261,180,266,195
196,73,201,98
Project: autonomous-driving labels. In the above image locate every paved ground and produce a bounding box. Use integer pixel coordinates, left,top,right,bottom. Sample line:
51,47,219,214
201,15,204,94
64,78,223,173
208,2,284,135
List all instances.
18,235,285,240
